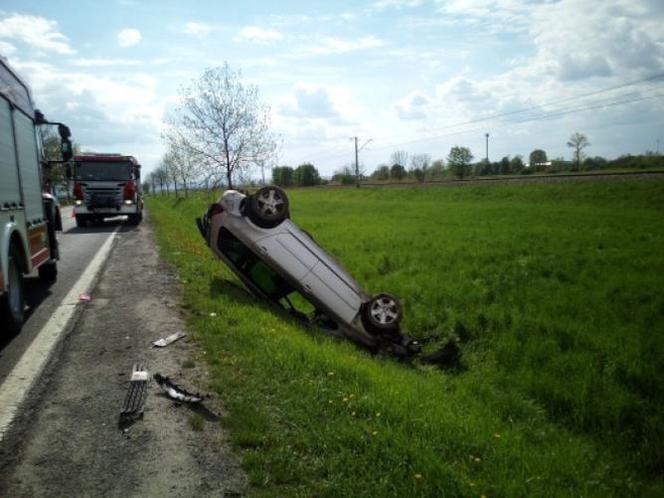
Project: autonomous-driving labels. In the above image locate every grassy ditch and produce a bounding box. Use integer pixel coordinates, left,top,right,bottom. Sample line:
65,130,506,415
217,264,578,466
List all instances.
147,180,664,497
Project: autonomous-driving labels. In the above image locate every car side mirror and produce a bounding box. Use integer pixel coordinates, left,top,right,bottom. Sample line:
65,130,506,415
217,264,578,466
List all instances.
61,138,73,162
58,124,71,139
34,109,47,125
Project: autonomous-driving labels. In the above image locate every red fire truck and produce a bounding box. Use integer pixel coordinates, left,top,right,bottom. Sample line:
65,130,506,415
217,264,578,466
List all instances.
71,153,143,227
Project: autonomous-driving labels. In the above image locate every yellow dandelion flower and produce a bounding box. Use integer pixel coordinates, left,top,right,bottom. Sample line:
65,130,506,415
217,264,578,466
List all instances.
474,457,481,463
493,433,501,439
413,474,422,480
342,397,349,403
371,431,378,436
351,411,356,416
375,412,381,417
327,371,335,376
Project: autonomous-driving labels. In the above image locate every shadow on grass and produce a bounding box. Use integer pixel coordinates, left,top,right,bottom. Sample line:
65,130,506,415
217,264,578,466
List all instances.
209,277,258,305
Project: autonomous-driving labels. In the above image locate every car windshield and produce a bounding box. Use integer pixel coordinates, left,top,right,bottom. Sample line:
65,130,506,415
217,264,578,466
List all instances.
217,227,294,300
75,161,132,181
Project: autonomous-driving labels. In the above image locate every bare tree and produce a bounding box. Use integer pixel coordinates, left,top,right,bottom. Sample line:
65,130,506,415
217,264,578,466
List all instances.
567,132,590,171
166,63,277,189
162,133,203,196
390,150,409,168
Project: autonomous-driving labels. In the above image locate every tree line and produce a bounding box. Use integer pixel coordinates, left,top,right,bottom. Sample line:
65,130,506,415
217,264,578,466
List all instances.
140,64,661,195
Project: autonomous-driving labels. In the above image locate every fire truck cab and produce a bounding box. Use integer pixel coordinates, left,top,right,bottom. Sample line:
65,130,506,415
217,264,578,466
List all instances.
0,58,72,334
71,153,143,227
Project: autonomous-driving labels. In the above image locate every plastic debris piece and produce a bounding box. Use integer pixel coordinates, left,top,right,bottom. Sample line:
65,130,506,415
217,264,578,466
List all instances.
119,364,149,428
154,373,204,403
152,332,186,348
79,293,92,302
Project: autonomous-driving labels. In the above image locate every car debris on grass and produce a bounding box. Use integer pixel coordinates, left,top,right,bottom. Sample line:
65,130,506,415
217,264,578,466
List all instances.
152,331,186,348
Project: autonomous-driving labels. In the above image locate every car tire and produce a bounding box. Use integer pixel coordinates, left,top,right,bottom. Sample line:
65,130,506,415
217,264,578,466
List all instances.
75,215,87,228
1,249,25,335
362,293,403,333
38,260,58,283
128,214,140,225
247,186,289,228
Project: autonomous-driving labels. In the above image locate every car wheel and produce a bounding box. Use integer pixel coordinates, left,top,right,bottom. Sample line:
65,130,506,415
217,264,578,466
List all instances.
1,249,25,335
248,186,289,228
363,293,402,332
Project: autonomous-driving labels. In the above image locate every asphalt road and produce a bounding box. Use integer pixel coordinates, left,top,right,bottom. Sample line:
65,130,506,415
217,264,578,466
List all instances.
0,210,245,497
0,206,128,381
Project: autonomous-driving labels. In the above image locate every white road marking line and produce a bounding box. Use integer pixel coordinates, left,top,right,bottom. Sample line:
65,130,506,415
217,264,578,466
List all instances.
0,224,121,441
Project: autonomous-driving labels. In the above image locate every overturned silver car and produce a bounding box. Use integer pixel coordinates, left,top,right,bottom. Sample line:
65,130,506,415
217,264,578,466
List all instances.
196,186,421,357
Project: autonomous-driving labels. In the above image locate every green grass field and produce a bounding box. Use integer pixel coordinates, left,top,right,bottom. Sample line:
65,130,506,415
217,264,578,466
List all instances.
147,179,664,497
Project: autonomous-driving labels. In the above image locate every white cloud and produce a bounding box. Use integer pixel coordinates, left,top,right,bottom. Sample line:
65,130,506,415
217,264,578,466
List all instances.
236,26,283,44
117,28,141,47
12,59,164,168
183,22,212,38
70,58,142,67
301,36,385,55
0,40,16,56
395,91,430,120
372,0,424,10
0,14,74,55
280,86,340,119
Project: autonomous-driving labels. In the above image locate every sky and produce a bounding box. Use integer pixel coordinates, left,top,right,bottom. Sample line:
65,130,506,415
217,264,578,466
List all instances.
1,0,663,178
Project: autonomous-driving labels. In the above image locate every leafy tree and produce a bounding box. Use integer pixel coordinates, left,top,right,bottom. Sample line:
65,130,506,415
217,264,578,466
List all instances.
447,146,473,179
499,155,512,175
529,149,548,167
409,153,430,182
510,155,525,173
166,62,277,189
371,165,390,181
475,159,494,176
428,159,445,179
390,163,407,181
333,166,355,184
272,166,294,187
39,128,80,198
567,132,590,171
583,156,607,170
294,163,320,186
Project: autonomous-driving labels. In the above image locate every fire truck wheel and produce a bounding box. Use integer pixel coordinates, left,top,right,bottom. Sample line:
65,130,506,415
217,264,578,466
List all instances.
1,249,25,335
38,261,58,283
75,215,87,228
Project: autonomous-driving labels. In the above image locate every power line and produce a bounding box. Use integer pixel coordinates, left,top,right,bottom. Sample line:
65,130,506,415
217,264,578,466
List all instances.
300,72,664,166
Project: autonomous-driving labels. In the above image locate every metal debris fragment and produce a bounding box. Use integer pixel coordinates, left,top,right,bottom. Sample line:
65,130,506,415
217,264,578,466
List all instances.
119,364,149,428
154,373,204,403
152,332,186,348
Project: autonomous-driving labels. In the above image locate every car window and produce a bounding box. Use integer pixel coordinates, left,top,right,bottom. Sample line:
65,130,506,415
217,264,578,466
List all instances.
218,227,293,300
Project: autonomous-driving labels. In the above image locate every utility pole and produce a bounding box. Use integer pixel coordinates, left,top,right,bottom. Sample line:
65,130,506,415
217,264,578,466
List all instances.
485,133,489,163
354,137,359,188
657,138,660,155
351,137,373,188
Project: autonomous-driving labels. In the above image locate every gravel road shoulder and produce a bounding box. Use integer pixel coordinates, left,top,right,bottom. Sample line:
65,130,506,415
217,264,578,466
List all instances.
0,213,246,497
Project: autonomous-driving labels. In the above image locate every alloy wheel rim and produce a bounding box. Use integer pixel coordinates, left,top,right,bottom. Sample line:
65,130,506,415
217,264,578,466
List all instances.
370,297,398,324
